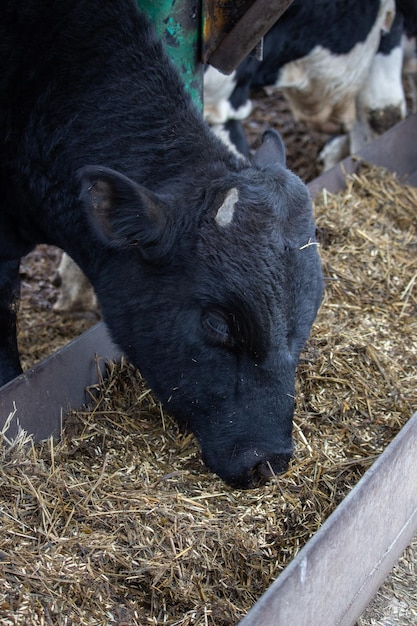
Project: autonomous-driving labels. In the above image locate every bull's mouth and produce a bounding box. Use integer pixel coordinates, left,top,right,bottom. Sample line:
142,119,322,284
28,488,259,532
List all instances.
203,449,293,490
254,454,291,480
235,453,292,489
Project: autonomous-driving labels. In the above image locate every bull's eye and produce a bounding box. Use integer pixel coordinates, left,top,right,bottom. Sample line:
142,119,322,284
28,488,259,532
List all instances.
201,309,235,348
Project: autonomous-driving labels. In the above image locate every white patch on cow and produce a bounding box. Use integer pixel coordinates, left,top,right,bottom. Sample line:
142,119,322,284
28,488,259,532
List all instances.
210,124,246,158
352,45,405,152
215,188,239,227
358,46,405,113
380,0,395,33
275,0,396,132
53,252,97,312
203,66,252,123
204,66,237,123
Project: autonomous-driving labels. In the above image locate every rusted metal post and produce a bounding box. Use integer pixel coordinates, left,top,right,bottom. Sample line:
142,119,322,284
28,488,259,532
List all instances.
202,0,253,64
203,0,294,74
138,1,203,109
138,2,295,106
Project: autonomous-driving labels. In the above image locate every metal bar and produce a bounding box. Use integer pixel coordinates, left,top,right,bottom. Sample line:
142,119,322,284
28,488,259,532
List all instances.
202,0,253,63
206,0,294,74
0,323,121,442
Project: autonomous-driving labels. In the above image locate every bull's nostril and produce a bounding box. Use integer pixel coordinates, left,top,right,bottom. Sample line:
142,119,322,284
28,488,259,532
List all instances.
255,455,290,482
216,450,293,488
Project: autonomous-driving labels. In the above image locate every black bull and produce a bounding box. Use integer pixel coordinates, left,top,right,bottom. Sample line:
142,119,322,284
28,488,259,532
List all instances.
0,0,323,488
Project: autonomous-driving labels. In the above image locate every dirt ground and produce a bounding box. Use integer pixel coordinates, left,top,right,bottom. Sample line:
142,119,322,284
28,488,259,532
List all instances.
13,88,417,625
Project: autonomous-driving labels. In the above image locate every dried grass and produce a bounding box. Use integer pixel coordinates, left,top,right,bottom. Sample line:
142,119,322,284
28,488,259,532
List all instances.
1,163,416,625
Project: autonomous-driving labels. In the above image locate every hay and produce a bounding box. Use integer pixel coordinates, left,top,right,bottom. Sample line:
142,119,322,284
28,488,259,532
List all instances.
1,163,416,625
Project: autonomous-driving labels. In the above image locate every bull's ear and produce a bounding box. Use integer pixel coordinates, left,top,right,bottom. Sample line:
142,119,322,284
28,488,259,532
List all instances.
78,166,172,262
253,129,286,168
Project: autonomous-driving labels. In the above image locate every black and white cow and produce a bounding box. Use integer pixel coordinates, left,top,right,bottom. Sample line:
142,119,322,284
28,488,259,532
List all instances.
341,0,417,161
204,0,414,161
0,1,323,488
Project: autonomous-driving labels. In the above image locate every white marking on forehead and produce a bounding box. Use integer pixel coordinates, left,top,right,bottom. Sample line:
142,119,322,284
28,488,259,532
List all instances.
215,187,239,227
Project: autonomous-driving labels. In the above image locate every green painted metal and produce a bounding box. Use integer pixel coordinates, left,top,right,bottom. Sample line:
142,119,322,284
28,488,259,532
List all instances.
138,1,203,109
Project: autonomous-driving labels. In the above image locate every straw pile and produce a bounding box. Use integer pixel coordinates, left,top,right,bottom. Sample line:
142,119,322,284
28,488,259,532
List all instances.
1,163,416,625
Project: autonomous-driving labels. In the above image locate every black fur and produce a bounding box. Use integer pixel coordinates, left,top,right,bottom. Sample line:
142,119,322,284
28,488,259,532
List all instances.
0,0,323,487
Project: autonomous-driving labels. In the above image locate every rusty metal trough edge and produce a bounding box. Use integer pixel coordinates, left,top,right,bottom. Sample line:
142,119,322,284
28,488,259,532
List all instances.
0,114,416,625
0,322,122,442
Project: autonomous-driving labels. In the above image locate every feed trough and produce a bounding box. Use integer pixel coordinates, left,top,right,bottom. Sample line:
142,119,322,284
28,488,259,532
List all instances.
1,115,416,625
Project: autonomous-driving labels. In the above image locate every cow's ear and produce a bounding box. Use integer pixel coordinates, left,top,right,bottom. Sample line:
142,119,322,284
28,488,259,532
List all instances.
78,166,172,262
253,129,286,168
